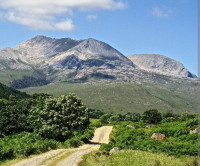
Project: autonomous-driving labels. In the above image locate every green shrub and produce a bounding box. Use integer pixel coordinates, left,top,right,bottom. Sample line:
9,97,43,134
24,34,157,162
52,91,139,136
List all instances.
64,137,83,148
179,112,198,121
110,119,198,157
0,99,34,137
109,115,121,123
162,111,175,119
100,114,112,124
161,117,176,123
64,120,98,147
89,120,102,128
0,132,61,161
123,112,141,122
184,118,198,128
100,144,112,152
113,127,147,149
0,94,51,138
29,94,89,141
141,109,162,124
80,129,94,143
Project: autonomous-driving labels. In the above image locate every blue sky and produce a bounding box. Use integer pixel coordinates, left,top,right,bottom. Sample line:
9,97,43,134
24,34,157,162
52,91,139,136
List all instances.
0,0,198,75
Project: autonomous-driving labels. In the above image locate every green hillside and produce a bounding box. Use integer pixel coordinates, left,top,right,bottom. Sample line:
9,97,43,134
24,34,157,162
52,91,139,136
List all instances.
0,82,28,99
21,82,198,114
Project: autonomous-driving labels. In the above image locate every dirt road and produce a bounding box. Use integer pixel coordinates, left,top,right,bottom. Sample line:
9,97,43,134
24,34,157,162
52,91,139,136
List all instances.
11,126,113,166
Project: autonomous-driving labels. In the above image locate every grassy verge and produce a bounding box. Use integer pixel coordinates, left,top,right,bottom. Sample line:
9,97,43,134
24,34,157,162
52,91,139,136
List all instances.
0,119,102,165
0,132,62,165
79,150,198,166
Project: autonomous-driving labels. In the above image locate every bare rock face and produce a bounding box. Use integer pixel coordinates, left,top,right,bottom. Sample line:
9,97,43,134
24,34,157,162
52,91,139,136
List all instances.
127,54,195,78
0,48,32,70
1,35,134,70
151,133,166,140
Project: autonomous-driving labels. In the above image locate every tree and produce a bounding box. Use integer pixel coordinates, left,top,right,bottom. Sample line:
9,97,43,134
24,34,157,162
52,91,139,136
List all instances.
100,114,112,124
141,109,162,124
163,111,174,119
124,112,141,122
29,94,89,141
0,98,34,137
0,93,54,138
109,115,120,122
179,112,198,121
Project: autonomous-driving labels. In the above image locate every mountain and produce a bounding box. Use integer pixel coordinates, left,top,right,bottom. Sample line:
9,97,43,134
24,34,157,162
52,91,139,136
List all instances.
127,54,194,78
0,36,139,84
6,35,134,69
0,82,28,99
0,36,199,113
0,36,197,86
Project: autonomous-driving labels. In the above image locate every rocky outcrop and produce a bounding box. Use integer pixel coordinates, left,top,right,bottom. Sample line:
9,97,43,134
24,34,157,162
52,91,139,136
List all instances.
110,147,121,153
190,127,199,134
151,133,166,140
126,125,136,129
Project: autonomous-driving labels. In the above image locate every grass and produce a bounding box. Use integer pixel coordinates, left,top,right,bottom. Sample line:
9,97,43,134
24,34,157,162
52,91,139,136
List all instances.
39,151,66,165
79,150,198,166
21,82,198,114
0,151,75,166
0,158,23,166
41,150,75,166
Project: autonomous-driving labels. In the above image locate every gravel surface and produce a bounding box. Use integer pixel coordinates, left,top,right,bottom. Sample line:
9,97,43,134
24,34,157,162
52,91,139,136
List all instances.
57,144,100,166
11,149,67,166
10,126,113,166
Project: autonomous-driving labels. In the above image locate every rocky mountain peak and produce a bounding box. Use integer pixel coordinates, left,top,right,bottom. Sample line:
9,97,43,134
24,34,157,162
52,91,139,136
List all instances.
127,54,195,78
65,38,134,67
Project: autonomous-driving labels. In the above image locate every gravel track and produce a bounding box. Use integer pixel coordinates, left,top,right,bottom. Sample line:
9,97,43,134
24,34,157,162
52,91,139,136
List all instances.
10,126,113,166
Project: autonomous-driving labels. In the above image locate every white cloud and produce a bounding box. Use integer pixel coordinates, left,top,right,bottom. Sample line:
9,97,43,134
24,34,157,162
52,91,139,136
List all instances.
54,19,75,31
152,7,172,18
6,12,75,31
87,14,97,20
0,0,126,31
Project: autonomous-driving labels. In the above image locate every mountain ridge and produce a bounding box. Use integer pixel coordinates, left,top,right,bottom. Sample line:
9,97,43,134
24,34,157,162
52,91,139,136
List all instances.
0,36,198,90
0,36,199,113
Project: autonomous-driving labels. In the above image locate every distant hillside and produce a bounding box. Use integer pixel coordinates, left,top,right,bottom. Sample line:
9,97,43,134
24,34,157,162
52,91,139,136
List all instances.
0,82,28,99
21,82,198,114
0,36,199,114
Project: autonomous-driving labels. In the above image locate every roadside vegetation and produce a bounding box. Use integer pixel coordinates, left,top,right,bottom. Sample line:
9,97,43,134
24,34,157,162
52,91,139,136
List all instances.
0,90,101,164
0,82,198,165
81,110,198,166
79,150,198,166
